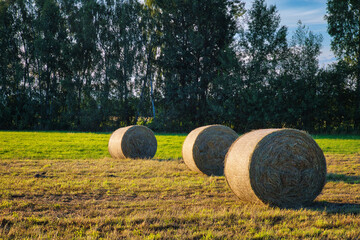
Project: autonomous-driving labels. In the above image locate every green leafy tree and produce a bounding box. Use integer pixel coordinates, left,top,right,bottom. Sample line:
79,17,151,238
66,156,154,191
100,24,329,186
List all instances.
135,3,159,123
14,0,40,129
208,47,247,130
112,0,143,126
276,21,323,131
326,0,360,129
236,0,288,130
148,0,242,131
317,62,354,132
30,0,69,129
67,0,102,130
0,1,22,129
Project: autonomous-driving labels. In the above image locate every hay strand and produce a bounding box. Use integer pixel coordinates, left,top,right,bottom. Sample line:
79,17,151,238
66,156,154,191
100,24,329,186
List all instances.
108,125,157,159
182,125,238,176
224,128,326,208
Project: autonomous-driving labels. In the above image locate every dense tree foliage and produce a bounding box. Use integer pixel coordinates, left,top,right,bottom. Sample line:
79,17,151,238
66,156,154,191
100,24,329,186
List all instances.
326,0,360,129
145,0,243,131
0,0,357,133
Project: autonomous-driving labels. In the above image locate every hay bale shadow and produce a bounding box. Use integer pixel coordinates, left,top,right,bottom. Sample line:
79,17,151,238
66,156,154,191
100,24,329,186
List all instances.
327,173,360,184
152,158,183,162
307,201,360,215
269,201,360,215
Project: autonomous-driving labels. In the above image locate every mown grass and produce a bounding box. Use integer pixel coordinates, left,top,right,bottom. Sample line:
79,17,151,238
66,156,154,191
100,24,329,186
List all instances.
0,131,359,239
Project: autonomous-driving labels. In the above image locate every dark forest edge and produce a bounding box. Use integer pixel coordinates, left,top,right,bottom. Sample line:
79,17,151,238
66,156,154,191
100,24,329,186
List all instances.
1,0,359,133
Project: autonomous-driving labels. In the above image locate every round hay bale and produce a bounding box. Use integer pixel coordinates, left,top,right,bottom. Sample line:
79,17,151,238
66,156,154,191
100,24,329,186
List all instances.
108,125,157,159
224,128,327,208
182,125,238,176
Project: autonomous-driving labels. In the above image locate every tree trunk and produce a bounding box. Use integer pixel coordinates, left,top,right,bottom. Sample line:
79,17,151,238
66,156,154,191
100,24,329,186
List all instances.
355,33,360,130
150,75,156,118
22,37,28,92
135,46,153,122
356,59,360,130
135,77,147,123
102,53,110,123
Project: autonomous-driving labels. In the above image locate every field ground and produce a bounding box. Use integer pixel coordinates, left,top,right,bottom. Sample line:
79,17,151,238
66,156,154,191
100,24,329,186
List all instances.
0,131,359,239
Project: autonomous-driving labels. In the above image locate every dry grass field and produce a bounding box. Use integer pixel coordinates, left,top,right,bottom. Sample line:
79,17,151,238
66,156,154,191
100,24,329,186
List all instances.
0,132,359,239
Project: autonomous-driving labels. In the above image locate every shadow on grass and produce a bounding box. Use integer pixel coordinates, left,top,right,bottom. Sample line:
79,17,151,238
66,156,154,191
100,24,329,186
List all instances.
327,173,360,184
152,158,183,162
308,201,360,214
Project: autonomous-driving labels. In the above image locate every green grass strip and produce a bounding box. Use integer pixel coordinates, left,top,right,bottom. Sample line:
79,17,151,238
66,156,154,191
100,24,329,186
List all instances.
0,131,359,160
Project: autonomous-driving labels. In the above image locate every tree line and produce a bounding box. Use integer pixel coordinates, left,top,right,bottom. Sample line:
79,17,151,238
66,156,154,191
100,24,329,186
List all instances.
0,0,359,133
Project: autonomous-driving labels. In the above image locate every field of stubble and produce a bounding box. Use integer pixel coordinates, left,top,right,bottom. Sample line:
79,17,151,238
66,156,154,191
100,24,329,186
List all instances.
0,131,359,239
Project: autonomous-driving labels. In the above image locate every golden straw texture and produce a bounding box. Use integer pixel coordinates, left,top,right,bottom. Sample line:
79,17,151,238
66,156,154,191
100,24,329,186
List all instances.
225,129,326,208
108,125,157,159
182,125,238,176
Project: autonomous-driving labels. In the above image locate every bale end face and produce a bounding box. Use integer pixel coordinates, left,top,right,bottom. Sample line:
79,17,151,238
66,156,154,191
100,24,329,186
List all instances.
182,125,238,176
108,125,157,159
225,128,326,208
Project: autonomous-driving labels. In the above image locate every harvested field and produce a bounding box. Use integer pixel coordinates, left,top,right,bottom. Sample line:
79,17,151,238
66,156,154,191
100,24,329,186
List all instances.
0,132,359,239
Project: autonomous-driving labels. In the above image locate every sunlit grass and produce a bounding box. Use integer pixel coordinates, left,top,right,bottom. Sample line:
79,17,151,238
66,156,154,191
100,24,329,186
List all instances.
0,131,186,160
314,135,360,155
0,131,359,239
0,131,359,160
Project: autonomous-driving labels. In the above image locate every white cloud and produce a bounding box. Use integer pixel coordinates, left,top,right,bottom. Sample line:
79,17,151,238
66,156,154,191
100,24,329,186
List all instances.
279,8,326,26
243,1,327,24
319,47,337,67
241,0,334,66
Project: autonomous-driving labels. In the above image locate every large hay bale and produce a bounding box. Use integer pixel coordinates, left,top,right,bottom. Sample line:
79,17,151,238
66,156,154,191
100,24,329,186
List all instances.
182,125,238,176
108,125,157,159
224,129,327,208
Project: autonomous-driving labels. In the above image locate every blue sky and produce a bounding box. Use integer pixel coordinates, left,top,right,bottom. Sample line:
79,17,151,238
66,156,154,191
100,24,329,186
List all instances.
242,0,335,66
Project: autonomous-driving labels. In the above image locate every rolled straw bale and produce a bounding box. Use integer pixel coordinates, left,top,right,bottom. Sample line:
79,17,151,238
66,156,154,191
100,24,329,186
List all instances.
108,125,157,159
224,129,327,208
182,125,238,176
